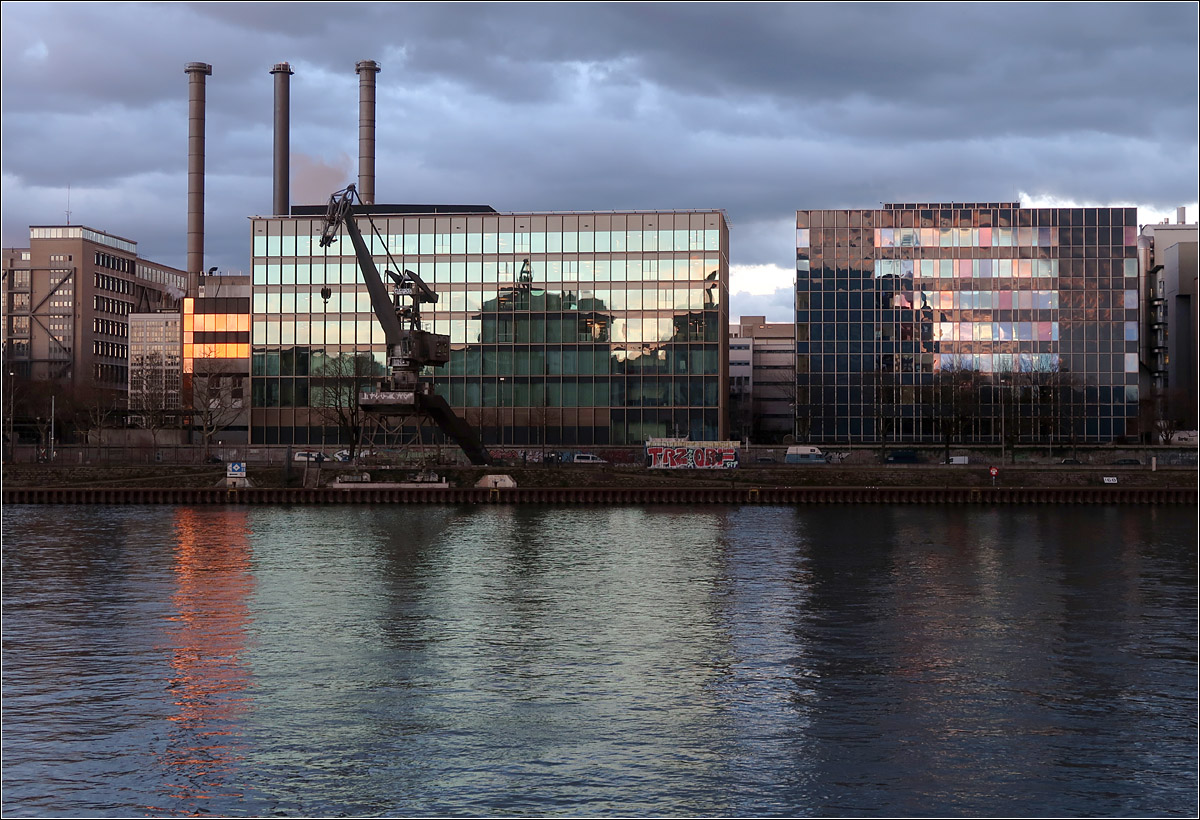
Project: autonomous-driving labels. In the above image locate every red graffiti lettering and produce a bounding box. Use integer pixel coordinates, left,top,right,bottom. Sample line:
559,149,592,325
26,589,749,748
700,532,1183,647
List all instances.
646,444,740,468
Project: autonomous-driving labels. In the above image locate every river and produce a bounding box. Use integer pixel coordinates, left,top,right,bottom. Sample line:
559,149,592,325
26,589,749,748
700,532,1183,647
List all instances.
2,504,1196,816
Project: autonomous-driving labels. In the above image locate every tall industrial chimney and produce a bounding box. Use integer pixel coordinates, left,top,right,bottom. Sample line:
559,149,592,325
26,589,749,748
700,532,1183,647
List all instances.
185,61,212,297
271,62,294,216
356,60,381,205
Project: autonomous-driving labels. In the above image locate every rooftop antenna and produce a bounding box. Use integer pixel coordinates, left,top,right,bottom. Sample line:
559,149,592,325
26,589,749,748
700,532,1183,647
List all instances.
65,184,71,224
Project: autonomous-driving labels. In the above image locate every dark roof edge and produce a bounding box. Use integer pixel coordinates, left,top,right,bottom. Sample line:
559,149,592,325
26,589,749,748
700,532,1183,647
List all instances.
289,204,499,216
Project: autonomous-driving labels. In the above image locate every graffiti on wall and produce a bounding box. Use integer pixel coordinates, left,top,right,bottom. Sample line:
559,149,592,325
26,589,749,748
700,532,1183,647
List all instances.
645,439,740,469
484,448,641,465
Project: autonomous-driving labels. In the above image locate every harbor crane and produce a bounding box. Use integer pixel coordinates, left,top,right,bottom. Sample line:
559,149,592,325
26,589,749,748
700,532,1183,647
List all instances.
319,184,492,465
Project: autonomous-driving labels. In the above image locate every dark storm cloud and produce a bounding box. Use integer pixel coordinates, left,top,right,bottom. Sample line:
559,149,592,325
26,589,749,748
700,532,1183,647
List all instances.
2,1,1196,301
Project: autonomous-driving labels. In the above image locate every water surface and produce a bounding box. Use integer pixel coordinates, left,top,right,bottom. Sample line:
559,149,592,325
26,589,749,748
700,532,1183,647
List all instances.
3,504,1196,816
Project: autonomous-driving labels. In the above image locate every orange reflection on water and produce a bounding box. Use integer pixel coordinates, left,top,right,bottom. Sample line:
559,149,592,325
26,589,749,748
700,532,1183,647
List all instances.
150,507,255,813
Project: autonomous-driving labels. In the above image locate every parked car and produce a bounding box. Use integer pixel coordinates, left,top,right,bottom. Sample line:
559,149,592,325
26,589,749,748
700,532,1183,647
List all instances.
294,451,327,462
1111,458,1141,466
885,449,922,464
1059,458,1082,465
573,453,607,464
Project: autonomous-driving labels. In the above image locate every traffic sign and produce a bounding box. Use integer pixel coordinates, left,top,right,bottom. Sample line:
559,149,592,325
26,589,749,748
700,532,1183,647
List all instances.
227,462,246,477
989,466,998,477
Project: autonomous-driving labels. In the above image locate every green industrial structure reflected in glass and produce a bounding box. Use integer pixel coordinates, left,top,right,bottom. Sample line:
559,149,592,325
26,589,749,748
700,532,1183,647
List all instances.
249,208,729,448
796,203,1141,445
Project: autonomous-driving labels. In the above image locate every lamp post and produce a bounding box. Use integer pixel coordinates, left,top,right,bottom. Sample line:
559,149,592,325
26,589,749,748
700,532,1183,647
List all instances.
4,370,15,463
499,377,506,447
319,285,331,452
998,376,1009,465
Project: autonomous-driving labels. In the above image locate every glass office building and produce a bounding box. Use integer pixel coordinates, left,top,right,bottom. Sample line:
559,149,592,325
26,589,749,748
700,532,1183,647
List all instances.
796,203,1141,445
249,208,729,447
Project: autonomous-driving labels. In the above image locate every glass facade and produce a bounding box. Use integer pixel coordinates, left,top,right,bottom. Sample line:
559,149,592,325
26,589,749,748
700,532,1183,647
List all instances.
182,296,252,372
796,203,1141,444
128,313,182,424
249,210,729,447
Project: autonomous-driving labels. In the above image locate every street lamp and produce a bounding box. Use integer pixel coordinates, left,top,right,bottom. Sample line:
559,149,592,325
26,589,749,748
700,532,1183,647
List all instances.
499,377,506,447
4,370,15,462
319,286,332,452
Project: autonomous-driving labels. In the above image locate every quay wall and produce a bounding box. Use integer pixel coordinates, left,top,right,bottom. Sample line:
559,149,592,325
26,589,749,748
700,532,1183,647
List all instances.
3,486,1195,506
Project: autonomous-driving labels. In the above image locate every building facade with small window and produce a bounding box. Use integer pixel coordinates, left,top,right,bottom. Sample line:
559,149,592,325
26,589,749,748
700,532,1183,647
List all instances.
184,273,252,444
795,203,1141,445
249,207,729,448
3,226,186,394
128,312,182,428
1137,213,1197,435
730,316,797,443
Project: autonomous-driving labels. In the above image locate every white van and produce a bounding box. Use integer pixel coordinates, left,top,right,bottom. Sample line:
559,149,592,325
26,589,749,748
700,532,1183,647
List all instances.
573,453,607,464
784,445,825,465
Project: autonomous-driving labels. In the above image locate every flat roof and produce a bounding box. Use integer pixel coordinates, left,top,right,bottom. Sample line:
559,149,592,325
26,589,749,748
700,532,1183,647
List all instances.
287,204,499,217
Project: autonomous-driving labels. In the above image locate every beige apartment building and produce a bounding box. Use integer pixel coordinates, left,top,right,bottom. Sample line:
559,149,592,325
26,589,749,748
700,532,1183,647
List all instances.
3,226,186,396
729,315,796,443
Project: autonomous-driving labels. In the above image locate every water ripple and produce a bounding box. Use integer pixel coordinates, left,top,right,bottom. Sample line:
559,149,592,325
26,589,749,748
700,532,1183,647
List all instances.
3,504,1196,817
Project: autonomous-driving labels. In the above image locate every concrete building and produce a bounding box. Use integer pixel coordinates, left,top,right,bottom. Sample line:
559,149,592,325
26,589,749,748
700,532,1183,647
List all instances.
128,311,182,429
729,333,753,442
248,207,730,449
796,202,1142,445
184,272,252,444
729,316,797,443
2,225,186,395
1137,210,1197,434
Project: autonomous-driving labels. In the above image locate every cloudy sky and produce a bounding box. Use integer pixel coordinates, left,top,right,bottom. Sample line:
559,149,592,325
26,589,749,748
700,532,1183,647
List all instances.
2,2,1197,321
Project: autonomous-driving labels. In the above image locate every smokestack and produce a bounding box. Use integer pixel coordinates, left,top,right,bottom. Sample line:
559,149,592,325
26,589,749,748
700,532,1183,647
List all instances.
356,60,381,205
271,62,294,216
1178,206,1187,225
185,61,212,297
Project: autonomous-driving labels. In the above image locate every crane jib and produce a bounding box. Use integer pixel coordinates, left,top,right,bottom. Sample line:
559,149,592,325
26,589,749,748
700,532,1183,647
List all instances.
315,185,492,466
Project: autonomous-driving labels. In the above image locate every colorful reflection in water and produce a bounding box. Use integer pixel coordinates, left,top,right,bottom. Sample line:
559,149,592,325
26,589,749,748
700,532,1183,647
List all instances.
2,504,1194,817
151,508,254,813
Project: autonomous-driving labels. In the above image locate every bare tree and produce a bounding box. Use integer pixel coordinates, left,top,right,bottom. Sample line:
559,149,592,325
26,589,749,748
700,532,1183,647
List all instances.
765,375,803,445
310,351,383,456
529,403,550,459
1013,361,1081,455
478,407,501,447
872,360,899,456
189,349,246,457
1144,386,1194,444
929,360,982,457
129,350,179,450
63,379,123,451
